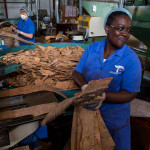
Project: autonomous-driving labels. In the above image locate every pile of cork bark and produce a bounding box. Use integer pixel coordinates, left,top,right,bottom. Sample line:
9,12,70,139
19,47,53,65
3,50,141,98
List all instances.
2,46,84,89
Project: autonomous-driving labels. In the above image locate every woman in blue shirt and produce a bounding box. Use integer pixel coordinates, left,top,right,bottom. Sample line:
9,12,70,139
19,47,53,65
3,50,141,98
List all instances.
11,7,35,46
73,8,142,150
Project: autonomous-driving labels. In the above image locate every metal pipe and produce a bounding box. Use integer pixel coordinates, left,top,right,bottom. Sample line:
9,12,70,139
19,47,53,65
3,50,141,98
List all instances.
129,46,147,53
60,0,63,8
31,0,32,11
119,0,124,8
0,2,26,3
55,0,59,23
62,0,65,5
79,0,82,16
36,0,39,32
49,0,51,20
69,0,74,5
0,0,36,3
50,0,53,20
39,0,40,10
27,0,30,12
64,0,68,5
4,0,8,19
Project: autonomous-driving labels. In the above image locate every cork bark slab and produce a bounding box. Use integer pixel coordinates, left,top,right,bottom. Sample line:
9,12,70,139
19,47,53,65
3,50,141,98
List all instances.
0,102,57,121
42,78,112,125
0,85,67,99
71,106,115,150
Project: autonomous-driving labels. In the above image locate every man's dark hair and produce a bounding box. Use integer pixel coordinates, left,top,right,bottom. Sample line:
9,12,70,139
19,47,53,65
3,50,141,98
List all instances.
106,11,130,26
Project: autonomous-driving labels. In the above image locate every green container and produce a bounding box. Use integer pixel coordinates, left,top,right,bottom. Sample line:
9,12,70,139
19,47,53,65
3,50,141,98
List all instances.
0,18,19,25
125,6,150,56
0,43,89,56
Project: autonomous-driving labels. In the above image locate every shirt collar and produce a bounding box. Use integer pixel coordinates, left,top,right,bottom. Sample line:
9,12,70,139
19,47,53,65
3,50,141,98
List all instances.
114,44,127,57
94,39,106,53
22,17,29,22
94,38,127,57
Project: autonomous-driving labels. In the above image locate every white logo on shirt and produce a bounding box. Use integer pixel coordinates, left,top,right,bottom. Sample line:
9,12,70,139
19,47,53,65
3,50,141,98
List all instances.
110,65,125,75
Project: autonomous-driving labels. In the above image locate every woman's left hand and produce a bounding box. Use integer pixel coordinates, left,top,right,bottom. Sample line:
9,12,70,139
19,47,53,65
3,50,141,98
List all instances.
83,92,106,110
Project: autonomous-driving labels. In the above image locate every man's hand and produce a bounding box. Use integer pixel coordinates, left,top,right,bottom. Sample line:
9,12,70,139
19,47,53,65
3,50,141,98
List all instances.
11,26,22,35
15,29,22,34
11,25,16,31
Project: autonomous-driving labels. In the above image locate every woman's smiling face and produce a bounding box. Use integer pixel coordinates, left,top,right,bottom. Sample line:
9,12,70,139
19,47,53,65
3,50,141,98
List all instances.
105,14,132,49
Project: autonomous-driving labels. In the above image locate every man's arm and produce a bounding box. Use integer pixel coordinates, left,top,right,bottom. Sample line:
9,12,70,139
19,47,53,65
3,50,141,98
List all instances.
19,31,33,39
11,25,33,39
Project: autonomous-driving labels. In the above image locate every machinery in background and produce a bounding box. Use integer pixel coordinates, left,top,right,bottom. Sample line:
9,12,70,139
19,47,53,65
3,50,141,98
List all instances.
33,9,55,36
125,5,150,57
0,63,22,77
78,16,106,37
70,15,106,43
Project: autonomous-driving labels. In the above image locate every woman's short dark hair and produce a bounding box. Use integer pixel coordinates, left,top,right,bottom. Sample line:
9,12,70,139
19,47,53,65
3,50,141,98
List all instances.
106,11,130,26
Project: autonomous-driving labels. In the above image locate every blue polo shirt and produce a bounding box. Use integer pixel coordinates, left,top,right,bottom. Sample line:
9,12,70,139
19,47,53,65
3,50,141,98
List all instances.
75,39,141,93
17,17,35,46
75,39,142,130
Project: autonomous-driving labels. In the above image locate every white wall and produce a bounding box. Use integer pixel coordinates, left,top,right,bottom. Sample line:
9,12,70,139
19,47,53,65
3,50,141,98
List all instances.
6,0,51,19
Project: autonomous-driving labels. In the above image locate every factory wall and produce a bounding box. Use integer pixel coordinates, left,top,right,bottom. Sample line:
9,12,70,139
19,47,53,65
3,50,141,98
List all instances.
6,0,76,19
6,0,50,19
82,0,118,19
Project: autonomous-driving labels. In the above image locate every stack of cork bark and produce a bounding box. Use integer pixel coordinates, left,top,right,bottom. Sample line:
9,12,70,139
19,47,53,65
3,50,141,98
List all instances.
2,46,85,89
71,106,115,150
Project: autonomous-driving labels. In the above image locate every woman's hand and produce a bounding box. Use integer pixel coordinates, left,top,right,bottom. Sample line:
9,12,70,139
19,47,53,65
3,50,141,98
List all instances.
81,82,106,110
83,92,106,110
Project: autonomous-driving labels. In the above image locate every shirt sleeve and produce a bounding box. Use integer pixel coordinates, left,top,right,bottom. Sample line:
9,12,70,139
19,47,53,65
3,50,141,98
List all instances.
121,54,142,92
75,46,90,73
